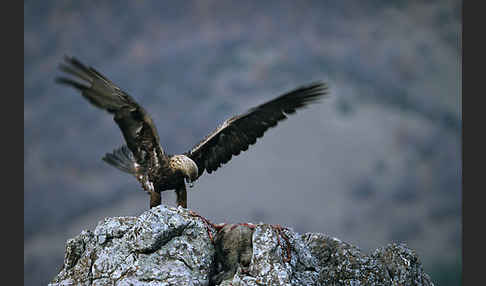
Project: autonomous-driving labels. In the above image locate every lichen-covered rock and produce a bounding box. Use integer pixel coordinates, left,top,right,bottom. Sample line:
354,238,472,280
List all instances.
372,243,434,285
302,233,434,285
228,224,321,286
50,206,434,285
49,205,215,286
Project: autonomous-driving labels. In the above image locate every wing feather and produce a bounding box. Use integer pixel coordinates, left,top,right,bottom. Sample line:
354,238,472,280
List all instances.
56,56,163,165
102,145,140,175
187,82,329,177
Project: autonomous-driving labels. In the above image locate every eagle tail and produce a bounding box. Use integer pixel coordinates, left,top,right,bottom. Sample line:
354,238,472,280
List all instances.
102,145,139,175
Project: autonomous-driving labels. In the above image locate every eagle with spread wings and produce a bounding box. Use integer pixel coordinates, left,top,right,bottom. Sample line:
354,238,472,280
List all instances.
56,57,329,209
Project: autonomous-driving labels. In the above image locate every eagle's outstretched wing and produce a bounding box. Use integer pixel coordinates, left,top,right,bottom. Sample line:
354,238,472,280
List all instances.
56,56,163,165
187,82,329,178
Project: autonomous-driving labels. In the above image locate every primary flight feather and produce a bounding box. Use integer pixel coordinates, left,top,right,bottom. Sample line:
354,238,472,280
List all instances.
56,56,329,209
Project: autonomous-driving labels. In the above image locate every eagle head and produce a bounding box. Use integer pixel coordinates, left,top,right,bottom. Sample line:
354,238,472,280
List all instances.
170,155,199,187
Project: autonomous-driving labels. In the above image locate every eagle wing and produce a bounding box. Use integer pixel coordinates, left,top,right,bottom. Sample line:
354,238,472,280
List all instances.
56,56,163,165
187,82,329,178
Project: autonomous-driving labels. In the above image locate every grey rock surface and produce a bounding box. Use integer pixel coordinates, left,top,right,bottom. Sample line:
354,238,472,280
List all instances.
50,206,434,285
50,206,215,286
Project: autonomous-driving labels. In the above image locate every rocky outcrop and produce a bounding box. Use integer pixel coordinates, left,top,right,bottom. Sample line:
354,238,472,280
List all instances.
50,206,434,285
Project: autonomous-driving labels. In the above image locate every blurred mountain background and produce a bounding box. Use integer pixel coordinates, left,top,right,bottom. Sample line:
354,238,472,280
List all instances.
24,1,461,285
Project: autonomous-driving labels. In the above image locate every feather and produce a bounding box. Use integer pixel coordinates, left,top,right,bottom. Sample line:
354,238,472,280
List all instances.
187,81,328,178
57,56,164,159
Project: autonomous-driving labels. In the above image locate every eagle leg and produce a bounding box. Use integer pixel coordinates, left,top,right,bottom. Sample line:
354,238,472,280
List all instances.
149,191,161,209
175,184,187,208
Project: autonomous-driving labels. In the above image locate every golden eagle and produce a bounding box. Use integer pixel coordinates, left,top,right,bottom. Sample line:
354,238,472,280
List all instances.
56,57,328,209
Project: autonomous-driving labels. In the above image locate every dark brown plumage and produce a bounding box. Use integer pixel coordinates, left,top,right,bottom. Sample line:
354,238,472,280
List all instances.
56,56,329,209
